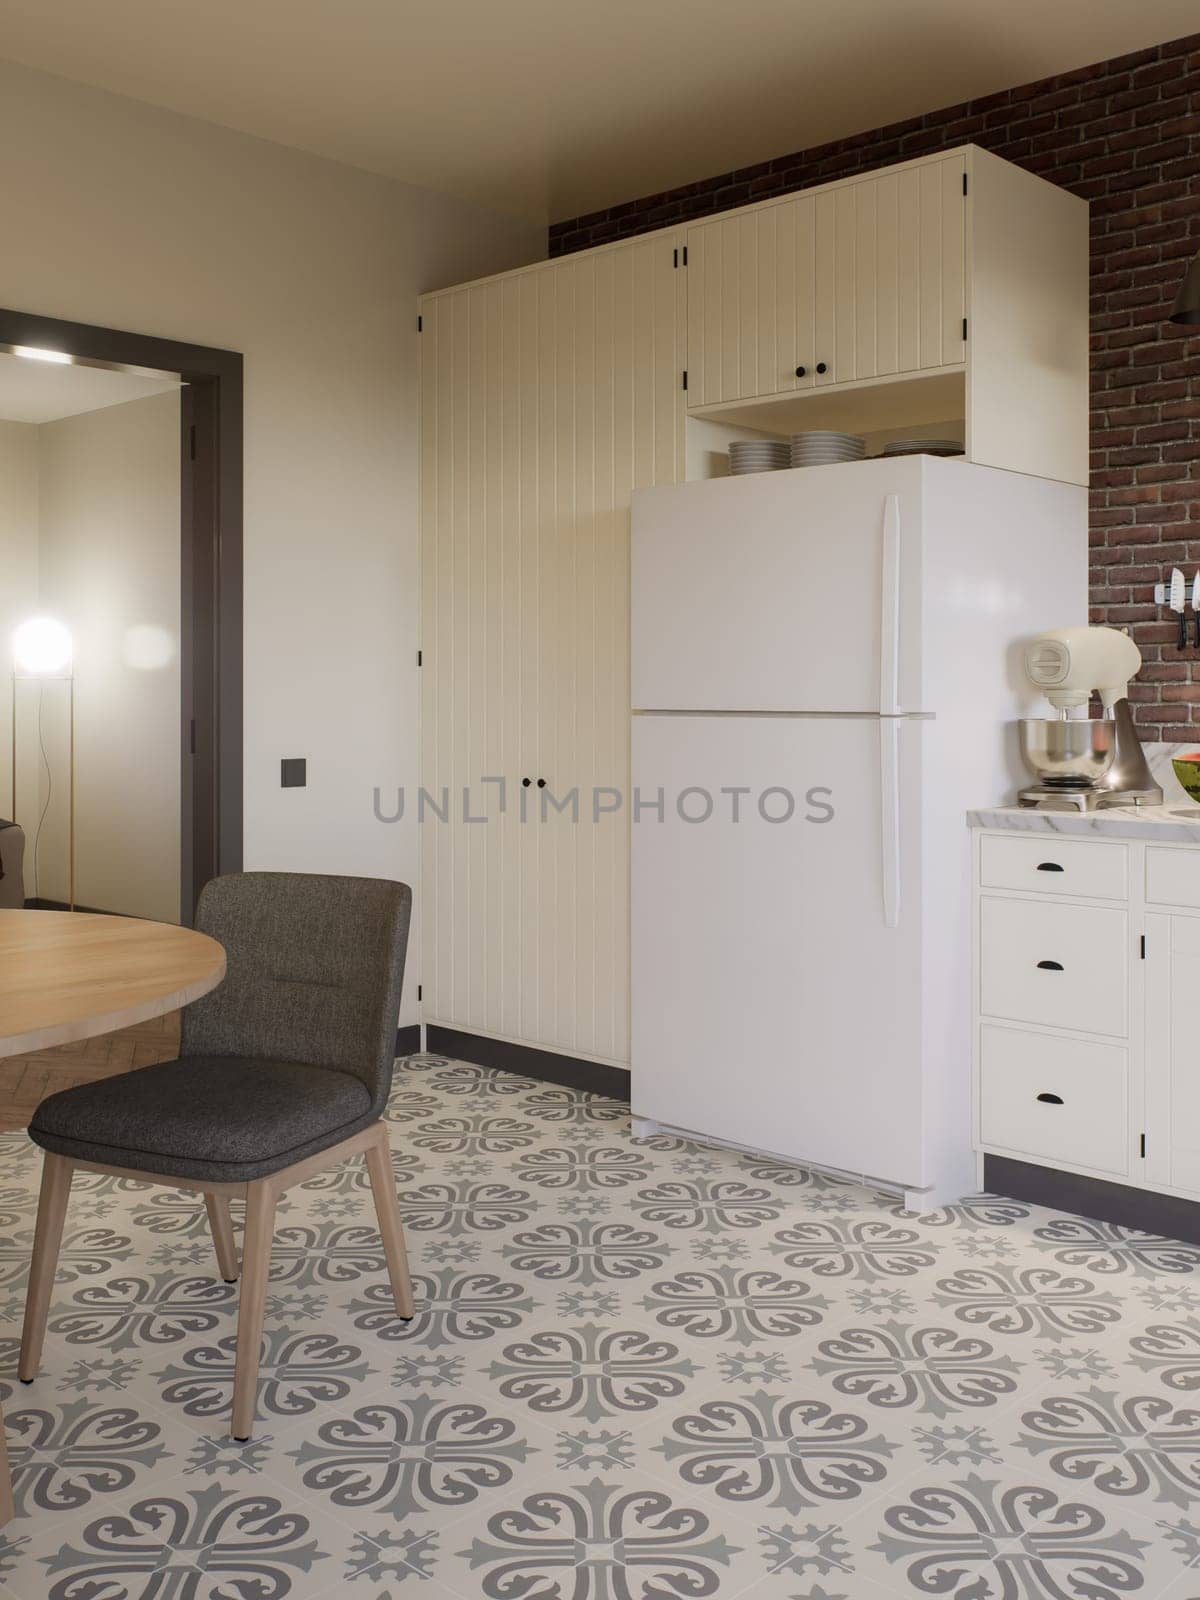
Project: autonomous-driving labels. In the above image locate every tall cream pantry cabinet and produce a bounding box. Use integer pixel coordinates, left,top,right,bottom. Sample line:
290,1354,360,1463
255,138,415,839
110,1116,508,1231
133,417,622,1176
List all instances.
418,144,1088,1090
418,236,683,1077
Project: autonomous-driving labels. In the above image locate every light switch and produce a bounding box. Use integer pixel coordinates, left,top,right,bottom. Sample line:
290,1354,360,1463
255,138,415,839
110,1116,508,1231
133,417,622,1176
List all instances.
281,758,307,788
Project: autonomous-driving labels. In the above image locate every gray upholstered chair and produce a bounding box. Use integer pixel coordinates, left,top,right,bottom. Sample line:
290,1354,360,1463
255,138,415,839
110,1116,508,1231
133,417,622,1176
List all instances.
19,872,415,1440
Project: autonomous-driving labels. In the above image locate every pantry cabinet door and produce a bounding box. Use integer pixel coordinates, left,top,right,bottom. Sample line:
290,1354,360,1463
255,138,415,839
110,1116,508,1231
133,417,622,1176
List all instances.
686,194,816,407
420,235,683,1066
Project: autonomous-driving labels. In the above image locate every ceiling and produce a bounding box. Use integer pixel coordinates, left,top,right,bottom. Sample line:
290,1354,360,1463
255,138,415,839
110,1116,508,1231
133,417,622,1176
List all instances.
0,354,181,424
0,1,1196,224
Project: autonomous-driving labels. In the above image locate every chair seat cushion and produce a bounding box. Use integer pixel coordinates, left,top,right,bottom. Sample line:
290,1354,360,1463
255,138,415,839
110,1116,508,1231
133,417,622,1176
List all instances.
29,1056,377,1183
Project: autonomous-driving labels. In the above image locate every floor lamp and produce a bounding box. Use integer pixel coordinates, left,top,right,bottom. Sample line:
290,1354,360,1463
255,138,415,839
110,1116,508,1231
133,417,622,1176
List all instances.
12,617,75,911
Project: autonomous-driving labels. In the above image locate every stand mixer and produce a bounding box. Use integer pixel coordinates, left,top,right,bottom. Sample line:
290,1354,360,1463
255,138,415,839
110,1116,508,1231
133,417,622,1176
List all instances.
1019,625,1163,811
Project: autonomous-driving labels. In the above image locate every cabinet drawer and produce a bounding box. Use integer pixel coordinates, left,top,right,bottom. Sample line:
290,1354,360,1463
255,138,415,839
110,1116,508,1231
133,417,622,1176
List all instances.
980,896,1128,1036
1146,846,1200,909
979,834,1127,900
978,1024,1127,1176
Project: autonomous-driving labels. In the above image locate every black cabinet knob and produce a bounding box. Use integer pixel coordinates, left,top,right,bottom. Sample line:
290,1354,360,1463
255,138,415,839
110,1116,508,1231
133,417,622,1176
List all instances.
816,361,828,374
795,365,806,377
537,778,546,788
521,778,531,788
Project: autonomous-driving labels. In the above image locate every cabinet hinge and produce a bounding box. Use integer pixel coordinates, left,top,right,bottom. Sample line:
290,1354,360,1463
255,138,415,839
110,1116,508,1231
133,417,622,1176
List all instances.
962,172,968,196
1140,1133,1147,1158
417,650,423,667
962,317,968,342
1140,934,1146,959
417,314,423,332
682,369,688,392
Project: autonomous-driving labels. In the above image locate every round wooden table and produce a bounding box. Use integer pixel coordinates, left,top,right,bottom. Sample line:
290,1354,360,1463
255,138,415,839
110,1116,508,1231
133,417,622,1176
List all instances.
0,910,226,1060
0,909,225,1524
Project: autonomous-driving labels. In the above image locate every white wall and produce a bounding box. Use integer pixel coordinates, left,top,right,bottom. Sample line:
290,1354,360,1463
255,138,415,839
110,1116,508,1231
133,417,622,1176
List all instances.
0,419,40,820
37,391,181,921
0,59,544,1024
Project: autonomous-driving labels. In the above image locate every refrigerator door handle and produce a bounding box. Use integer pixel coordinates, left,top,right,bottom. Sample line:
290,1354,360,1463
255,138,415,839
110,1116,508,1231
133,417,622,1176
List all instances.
879,494,902,716
880,719,901,929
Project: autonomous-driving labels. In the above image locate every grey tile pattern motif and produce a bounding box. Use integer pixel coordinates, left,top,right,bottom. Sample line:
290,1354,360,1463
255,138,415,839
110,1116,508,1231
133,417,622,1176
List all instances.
1,1053,1200,1597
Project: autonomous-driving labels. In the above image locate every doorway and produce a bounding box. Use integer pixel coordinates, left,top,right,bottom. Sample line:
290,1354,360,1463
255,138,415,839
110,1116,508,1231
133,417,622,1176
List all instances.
0,308,243,925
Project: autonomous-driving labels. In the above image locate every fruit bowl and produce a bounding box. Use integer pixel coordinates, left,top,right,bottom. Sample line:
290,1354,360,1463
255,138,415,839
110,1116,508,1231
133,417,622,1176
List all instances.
1172,752,1200,803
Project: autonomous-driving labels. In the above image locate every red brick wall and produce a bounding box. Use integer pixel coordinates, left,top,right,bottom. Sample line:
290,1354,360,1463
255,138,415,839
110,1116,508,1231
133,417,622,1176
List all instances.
550,35,1200,737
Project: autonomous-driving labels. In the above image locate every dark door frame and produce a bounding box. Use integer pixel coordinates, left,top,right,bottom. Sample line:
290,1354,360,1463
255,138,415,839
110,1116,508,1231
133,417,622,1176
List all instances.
0,307,243,923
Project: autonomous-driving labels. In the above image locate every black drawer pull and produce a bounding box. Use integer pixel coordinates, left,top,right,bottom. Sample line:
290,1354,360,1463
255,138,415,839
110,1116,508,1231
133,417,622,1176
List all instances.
1036,1092,1064,1105
1036,862,1064,873
1036,960,1064,971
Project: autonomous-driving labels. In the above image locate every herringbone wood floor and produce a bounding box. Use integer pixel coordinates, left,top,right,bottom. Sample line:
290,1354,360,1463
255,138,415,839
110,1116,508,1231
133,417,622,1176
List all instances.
0,1012,181,1131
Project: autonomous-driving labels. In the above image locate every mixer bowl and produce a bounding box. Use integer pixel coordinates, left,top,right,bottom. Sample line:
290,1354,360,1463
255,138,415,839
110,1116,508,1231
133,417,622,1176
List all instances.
1020,718,1117,785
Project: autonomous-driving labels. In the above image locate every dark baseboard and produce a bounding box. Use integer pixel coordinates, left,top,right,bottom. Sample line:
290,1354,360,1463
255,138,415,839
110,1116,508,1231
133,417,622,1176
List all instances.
425,1025,631,1100
985,1154,1200,1245
394,1024,422,1057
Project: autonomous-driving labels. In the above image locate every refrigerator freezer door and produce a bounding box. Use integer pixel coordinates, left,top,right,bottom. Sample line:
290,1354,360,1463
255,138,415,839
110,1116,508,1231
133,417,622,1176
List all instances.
632,459,923,714
631,712,925,1187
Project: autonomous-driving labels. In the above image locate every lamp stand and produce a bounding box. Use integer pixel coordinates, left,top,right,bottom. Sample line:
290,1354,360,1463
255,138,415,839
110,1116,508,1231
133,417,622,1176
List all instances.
11,674,76,912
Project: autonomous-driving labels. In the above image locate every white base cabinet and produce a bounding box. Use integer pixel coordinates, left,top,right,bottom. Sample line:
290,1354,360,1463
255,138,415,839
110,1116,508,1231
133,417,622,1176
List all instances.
973,829,1200,1207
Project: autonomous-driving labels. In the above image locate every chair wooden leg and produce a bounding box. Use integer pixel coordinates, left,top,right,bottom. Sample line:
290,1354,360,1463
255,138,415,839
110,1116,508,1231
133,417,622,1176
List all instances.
365,1127,415,1320
0,1402,14,1527
19,1153,74,1382
205,1194,239,1282
231,1179,276,1441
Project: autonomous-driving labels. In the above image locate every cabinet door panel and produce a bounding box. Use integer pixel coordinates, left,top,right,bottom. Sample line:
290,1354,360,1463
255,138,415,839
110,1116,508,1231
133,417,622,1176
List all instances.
421,237,682,1064
1145,913,1200,1195
688,199,816,406
688,157,965,406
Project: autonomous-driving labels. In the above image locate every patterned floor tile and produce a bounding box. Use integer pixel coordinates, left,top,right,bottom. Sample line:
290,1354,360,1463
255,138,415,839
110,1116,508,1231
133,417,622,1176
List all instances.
830,1464,1193,1600
0,1468,344,1599
2,1384,202,1529
263,1380,562,1534
3,1052,1200,1599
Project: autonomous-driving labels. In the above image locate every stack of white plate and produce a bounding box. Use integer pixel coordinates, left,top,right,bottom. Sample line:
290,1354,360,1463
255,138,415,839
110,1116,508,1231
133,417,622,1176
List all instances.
789,431,866,467
882,438,964,457
729,440,790,475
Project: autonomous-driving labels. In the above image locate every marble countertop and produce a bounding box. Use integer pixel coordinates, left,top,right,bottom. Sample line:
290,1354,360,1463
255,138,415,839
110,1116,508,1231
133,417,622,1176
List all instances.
966,802,1200,842
969,741,1200,841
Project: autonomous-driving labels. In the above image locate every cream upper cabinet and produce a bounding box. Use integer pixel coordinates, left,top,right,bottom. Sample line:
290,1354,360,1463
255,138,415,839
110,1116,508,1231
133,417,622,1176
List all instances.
682,146,1087,487
419,235,683,1067
686,152,966,408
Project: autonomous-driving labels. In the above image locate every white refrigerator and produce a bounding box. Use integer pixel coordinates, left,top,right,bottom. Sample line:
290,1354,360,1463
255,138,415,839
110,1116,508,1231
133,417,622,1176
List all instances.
630,455,1087,1208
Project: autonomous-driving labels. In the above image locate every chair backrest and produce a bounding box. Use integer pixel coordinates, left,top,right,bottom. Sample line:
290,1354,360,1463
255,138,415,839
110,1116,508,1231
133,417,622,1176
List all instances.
181,872,411,1116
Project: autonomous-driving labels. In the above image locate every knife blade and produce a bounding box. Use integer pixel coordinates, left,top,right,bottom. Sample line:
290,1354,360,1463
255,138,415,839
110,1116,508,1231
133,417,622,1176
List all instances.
1193,570,1200,649
1171,566,1187,651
